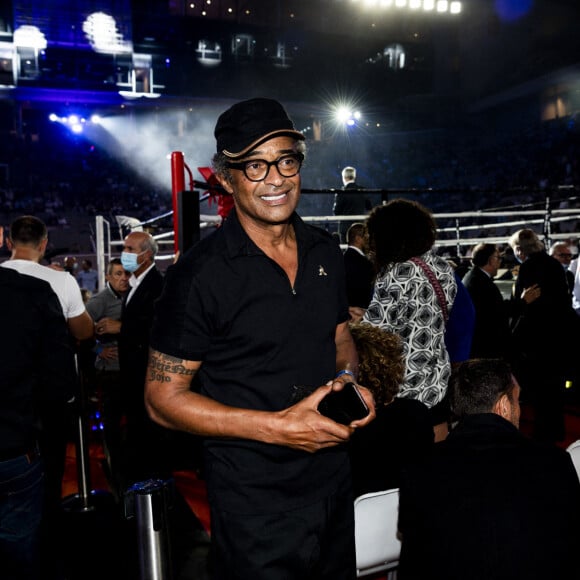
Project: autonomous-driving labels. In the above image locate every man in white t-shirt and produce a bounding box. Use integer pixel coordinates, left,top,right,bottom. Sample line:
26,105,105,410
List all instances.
2,216,93,341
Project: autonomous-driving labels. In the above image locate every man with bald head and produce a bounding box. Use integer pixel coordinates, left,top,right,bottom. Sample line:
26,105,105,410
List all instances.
117,231,166,486
549,241,574,299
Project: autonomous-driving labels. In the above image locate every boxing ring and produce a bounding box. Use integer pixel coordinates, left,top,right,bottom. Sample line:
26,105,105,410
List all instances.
92,154,580,289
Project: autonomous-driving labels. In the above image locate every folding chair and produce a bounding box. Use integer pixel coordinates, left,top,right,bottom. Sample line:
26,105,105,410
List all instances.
354,488,401,578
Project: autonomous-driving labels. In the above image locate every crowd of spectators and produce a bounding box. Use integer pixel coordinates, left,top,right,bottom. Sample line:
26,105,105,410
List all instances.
1,112,579,254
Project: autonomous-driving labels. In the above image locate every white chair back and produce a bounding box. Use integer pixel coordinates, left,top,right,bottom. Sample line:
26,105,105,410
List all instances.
354,487,401,578
566,439,580,480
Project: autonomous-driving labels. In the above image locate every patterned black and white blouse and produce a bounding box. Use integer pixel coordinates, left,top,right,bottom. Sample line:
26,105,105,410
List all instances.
363,250,457,408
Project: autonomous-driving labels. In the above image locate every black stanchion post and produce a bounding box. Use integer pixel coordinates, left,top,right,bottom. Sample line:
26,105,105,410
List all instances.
62,354,114,513
60,355,118,579
124,478,174,580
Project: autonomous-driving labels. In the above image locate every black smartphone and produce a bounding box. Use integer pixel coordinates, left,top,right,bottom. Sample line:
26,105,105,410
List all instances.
318,382,369,425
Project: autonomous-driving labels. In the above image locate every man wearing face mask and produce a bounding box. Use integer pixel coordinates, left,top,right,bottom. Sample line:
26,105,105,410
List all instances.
117,231,166,487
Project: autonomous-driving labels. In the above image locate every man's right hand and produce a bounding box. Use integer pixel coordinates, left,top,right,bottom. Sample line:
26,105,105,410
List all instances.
271,385,356,453
96,317,122,335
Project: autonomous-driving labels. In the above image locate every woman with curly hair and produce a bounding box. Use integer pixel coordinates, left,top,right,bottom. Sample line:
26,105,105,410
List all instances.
362,199,457,441
348,323,434,497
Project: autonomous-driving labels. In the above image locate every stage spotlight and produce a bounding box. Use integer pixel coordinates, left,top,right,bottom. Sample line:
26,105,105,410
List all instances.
334,106,362,127
90,114,102,124
13,25,47,50
49,113,58,122
82,11,132,55
352,0,459,13
336,107,352,124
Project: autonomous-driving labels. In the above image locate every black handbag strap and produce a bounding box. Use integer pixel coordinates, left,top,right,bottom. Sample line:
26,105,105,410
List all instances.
410,257,449,324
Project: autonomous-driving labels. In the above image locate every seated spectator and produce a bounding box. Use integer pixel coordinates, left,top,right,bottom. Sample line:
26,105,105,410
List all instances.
63,256,78,276
348,323,434,497
398,358,580,580
76,259,99,293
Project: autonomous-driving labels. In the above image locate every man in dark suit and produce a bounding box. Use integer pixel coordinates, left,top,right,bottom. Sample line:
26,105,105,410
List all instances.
509,228,579,442
343,223,374,321
398,359,580,580
549,241,575,301
333,166,368,243
117,230,166,486
462,243,511,360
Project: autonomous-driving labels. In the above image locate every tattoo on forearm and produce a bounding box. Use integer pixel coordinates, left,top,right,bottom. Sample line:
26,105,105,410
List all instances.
148,351,195,383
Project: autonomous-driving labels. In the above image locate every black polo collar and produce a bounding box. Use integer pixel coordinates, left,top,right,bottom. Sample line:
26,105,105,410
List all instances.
222,208,319,259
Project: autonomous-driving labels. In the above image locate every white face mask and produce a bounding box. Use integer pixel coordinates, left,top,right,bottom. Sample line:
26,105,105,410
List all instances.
121,250,145,273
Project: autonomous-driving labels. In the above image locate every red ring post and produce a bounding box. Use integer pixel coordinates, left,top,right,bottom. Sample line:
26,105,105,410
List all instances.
171,151,186,254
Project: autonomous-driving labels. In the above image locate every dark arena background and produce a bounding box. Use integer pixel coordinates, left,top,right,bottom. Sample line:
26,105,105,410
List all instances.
1,0,579,266
1,1,580,579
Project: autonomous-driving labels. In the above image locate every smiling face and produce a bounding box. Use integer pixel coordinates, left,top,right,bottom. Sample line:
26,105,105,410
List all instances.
216,135,302,229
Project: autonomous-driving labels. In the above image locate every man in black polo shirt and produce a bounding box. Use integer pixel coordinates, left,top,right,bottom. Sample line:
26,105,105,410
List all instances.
145,98,375,580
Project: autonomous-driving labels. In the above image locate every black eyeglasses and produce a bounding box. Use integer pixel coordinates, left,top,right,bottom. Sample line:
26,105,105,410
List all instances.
226,153,304,182
557,253,573,258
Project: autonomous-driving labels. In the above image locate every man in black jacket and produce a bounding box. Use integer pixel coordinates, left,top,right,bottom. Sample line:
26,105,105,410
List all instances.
462,243,511,360
333,166,368,243
398,358,580,580
0,267,75,579
509,228,579,442
117,230,166,486
549,241,575,300
343,223,374,321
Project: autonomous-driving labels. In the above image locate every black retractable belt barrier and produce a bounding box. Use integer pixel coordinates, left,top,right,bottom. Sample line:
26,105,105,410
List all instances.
124,478,174,580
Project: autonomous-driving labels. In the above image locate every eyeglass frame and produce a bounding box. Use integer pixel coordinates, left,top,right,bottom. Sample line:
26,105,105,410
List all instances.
225,152,305,182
